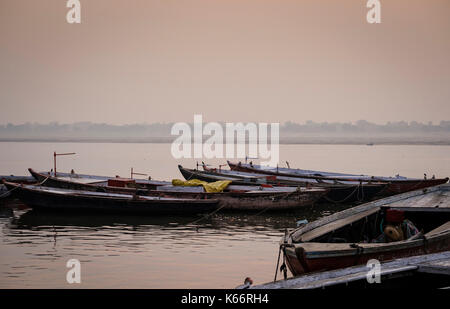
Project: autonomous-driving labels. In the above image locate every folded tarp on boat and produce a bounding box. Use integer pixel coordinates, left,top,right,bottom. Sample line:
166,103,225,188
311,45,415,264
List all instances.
172,179,232,193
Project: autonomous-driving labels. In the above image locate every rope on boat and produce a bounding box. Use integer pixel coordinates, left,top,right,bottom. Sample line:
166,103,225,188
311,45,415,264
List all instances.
249,207,272,217
241,187,310,219
321,184,361,204
39,176,50,186
379,178,427,196
357,183,365,202
0,176,50,199
396,178,426,193
187,190,303,227
186,184,309,226
186,203,229,226
185,171,195,181
273,244,288,282
273,245,283,282
281,251,288,280
0,185,19,198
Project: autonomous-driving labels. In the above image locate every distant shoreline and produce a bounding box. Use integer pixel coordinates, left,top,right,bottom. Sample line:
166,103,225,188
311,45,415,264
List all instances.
0,137,449,146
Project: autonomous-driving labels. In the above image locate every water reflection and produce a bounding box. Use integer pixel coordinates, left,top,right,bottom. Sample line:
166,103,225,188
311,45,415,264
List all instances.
0,201,351,288
6,202,351,232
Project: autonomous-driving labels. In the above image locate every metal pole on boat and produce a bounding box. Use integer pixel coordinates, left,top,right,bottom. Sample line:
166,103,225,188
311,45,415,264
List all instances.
53,152,76,177
130,167,147,179
245,156,258,164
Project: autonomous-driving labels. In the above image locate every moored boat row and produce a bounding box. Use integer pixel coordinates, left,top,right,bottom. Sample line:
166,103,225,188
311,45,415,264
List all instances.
1,160,449,288
2,162,449,216
3,168,329,212
179,165,389,204
227,161,449,195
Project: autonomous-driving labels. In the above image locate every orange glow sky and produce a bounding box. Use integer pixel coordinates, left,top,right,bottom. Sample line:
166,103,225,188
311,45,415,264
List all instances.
1,0,449,124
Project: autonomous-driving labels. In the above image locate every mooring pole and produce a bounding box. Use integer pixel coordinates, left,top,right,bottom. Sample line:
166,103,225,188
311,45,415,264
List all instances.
130,168,147,179
245,156,259,164
53,152,56,176
53,152,76,177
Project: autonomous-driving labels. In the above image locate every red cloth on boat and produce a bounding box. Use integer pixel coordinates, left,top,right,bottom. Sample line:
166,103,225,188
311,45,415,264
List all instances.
385,209,405,223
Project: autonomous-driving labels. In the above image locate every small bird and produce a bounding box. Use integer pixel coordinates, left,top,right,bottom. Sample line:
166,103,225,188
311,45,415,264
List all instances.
236,277,253,289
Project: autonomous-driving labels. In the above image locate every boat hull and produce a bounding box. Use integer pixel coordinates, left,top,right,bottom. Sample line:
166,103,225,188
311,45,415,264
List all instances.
320,185,386,204
285,235,450,276
4,183,220,215
150,190,327,211
180,165,386,204
382,179,450,195
29,169,327,211
28,168,162,193
282,184,450,276
228,162,449,196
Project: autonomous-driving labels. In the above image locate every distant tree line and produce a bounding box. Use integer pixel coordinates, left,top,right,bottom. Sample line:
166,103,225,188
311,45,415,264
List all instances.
281,120,450,134
0,120,449,138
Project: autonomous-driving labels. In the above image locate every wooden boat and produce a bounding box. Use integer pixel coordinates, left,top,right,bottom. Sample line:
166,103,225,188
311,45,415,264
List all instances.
153,186,328,211
0,175,36,198
179,165,387,204
179,165,272,186
228,161,449,195
2,181,220,215
26,169,327,211
281,183,450,276
28,168,169,194
228,161,377,179
252,251,450,289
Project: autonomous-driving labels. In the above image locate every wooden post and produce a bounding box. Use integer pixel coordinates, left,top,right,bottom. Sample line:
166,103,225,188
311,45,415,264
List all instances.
53,152,76,177
54,152,56,176
130,167,147,179
245,156,259,164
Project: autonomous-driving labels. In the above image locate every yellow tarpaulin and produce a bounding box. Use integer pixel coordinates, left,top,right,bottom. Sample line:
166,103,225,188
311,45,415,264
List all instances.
172,179,232,193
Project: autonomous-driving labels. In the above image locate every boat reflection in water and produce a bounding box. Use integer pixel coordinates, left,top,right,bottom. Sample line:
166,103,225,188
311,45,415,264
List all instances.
0,200,349,289
9,201,351,232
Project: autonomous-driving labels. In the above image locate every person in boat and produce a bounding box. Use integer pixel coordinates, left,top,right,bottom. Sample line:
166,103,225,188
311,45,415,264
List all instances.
372,210,420,243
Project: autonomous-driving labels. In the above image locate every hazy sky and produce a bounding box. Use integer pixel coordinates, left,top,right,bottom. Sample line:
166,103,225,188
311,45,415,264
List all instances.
1,0,449,125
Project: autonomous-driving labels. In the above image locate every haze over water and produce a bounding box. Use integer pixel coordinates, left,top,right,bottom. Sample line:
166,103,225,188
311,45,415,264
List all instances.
0,142,449,288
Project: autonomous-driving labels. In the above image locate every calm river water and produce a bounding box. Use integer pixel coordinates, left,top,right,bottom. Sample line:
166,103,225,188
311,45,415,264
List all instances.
0,142,449,288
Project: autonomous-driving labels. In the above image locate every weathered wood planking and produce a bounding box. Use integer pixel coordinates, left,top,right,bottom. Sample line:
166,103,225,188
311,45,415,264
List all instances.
387,189,450,208
290,184,450,243
251,251,450,289
427,222,450,236
298,207,380,242
418,259,450,276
